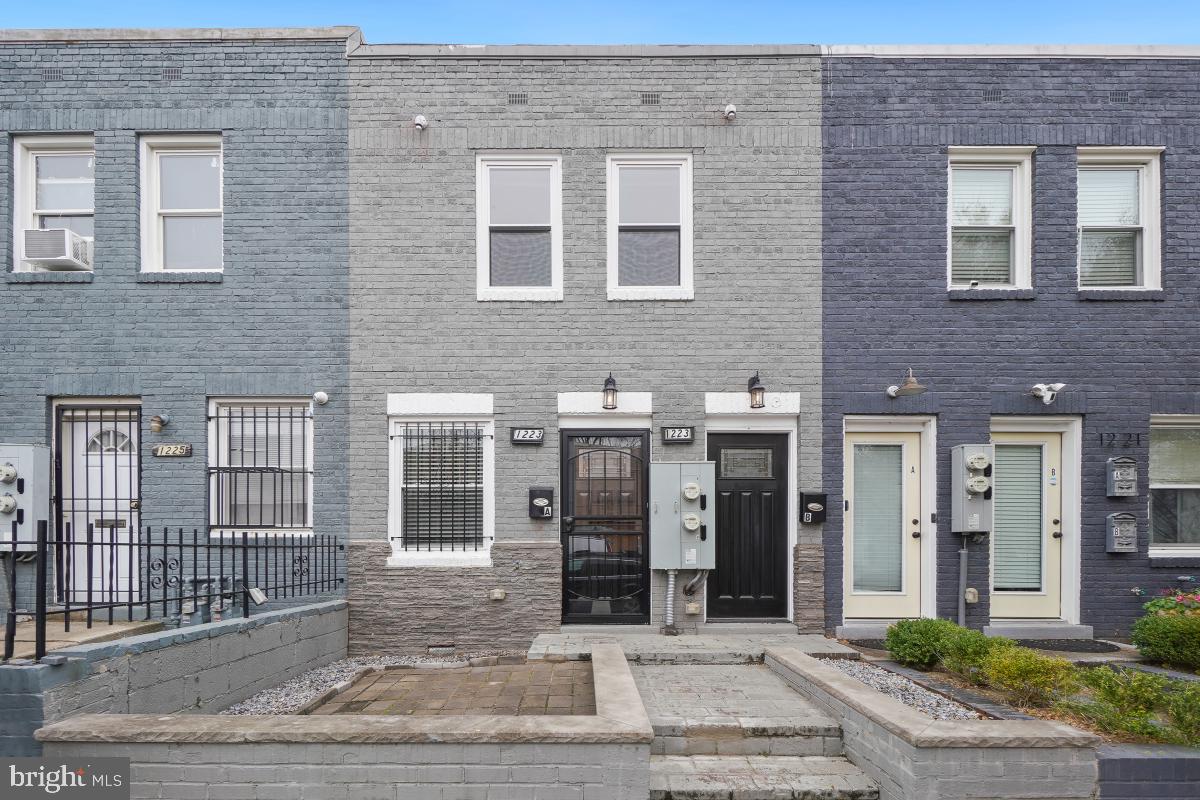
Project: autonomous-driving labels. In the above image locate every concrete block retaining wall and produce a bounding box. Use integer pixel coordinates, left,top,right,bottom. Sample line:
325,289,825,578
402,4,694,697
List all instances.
766,647,1099,800
1097,744,1200,799
1,600,347,756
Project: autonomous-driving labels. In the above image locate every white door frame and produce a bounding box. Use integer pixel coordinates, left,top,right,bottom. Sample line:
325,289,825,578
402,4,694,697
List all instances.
990,416,1082,625
843,415,938,621
705,392,802,622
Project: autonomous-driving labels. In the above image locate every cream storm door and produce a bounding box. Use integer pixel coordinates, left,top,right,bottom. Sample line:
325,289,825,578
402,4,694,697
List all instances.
990,432,1062,618
844,432,922,618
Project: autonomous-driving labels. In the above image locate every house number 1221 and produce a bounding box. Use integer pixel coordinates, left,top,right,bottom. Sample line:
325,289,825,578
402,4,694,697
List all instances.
1098,433,1141,448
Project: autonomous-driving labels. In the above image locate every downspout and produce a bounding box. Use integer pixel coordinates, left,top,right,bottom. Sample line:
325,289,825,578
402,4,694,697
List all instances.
958,540,968,627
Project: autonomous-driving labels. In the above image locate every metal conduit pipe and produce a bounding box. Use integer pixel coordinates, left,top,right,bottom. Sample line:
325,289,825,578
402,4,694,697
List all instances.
683,569,708,596
664,570,677,633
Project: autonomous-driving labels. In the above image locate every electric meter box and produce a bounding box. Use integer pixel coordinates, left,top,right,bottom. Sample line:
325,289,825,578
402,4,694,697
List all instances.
0,443,51,551
649,462,716,571
951,444,994,535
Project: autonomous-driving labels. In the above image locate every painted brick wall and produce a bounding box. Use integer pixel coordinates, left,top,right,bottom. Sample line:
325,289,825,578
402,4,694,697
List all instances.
0,36,351,608
821,56,1200,636
348,54,823,639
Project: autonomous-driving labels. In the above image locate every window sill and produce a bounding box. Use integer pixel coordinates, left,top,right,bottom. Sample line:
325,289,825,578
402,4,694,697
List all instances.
1149,547,1200,560
6,271,94,283
386,549,493,568
1078,289,1165,301
209,529,314,539
137,272,224,283
947,288,1035,301
607,286,694,301
477,287,563,302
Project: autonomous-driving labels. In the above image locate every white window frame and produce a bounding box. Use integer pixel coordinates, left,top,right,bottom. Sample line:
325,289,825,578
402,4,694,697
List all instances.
946,146,1034,290
12,134,96,272
206,397,315,537
606,153,694,301
139,134,223,273
1149,415,1200,557
476,154,563,301
1076,147,1163,291
386,394,495,567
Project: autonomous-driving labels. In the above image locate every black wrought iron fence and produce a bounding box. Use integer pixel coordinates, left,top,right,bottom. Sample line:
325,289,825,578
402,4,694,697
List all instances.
3,520,343,661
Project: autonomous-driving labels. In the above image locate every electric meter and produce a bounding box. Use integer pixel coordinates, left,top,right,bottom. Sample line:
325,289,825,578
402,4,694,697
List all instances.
967,453,991,471
682,512,702,532
966,476,991,494
0,494,16,514
682,482,701,501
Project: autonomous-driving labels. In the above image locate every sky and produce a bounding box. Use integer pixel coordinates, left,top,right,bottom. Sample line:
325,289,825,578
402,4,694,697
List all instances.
2,0,1200,45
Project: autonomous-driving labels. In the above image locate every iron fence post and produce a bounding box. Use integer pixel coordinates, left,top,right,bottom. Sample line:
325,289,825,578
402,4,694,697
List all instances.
241,531,250,619
35,520,47,661
4,521,17,661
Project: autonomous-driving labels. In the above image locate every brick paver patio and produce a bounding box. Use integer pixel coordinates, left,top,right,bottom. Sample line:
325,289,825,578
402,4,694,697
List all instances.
310,660,595,716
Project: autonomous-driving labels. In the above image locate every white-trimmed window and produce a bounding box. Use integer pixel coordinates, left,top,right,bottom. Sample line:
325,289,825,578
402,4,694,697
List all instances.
606,153,693,300
140,134,223,272
1150,419,1200,555
947,147,1033,289
13,135,95,271
1077,147,1162,290
476,155,562,301
208,400,314,533
387,394,495,566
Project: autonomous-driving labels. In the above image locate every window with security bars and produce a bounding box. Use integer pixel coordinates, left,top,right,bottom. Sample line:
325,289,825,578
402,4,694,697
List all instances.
208,402,313,530
476,156,561,300
607,155,693,300
392,421,494,551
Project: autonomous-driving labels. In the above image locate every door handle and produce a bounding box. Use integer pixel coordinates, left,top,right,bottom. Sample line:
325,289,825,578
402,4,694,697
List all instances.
911,531,921,539
129,500,140,510
1052,531,1063,539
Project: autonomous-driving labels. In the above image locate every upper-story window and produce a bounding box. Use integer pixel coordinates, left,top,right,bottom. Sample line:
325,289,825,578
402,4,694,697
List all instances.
1077,148,1162,290
140,134,223,272
13,135,95,272
476,155,562,301
607,153,693,300
947,147,1033,290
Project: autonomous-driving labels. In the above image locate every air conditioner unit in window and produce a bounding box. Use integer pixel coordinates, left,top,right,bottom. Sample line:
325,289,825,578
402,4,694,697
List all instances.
22,228,92,271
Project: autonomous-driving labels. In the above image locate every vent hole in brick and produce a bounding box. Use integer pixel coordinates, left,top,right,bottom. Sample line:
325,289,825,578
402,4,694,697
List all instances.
507,92,528,106
39,67,64,82
161,67,183,81
1109,89,1131,103
640,91,661,106
983,88,1004,102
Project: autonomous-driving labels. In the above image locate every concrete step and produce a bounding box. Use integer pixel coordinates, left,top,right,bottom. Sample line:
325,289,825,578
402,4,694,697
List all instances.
652,719,843,756
649,755,880,799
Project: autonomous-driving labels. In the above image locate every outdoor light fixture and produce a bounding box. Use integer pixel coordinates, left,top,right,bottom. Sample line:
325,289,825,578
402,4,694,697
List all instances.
312,391,330,406
1030,383,1067,405
149,414,170,433
748,372,766,409
886,368,927,398
602,374,619,410
413,114,428,131
722,104,737,121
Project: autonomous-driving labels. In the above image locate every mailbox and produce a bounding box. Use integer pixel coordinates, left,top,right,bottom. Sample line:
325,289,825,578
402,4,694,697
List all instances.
528,487,554,520
0,443,50,551
1106,457,1138,497
1106,512,1138,553
800,492,827,524
649,462,716,570
951,444,994,535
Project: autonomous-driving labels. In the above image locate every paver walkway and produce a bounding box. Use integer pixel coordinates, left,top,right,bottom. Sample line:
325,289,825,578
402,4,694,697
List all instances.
310,661,595,716
529,631,856,663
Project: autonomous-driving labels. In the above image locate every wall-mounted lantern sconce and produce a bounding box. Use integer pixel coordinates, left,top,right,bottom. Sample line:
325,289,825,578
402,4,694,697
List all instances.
602,374,618,410
886,368,927,398
748,372,766,409
148,414,170,433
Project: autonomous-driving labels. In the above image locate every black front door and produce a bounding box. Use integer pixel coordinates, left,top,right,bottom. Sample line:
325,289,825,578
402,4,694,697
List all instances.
707,433,789,619
561,430,650,624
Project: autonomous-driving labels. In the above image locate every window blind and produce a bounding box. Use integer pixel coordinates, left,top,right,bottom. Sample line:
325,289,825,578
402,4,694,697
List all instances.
951,167,1014,285
399,422,487,551
1149,428,1200,484
993,445,1043,591
1078,169,1139,226
487,165,553,287
1078,169,1140,286
617,164,682,287
852,444,904,593
951,168,1012,226
951,231,1013,284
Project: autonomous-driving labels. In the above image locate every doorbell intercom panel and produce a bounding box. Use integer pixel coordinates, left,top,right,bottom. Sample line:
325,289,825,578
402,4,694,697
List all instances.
0,443,50,551
649,462,716,571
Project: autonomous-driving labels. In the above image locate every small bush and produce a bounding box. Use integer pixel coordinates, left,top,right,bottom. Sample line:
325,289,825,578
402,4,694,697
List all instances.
884,618,962,669
938,628,1015,684
982,646,1080,707
1080,666,1169,715
1131,613,1200,670
1059,699,1164,740
1166,682,1200,745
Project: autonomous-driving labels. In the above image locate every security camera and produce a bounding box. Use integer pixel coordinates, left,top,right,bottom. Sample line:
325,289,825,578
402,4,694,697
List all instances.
413,114,428,131
312,391,330,406
722,104,737,121
1030,382,1067,405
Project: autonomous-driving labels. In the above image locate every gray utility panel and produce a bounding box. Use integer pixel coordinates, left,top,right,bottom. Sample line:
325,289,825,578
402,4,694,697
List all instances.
951,444,994,535
649,462,716,571
0,444,50,550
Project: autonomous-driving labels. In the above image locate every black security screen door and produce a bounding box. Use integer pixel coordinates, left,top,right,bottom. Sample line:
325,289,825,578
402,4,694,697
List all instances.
707,433,789,619
561,430,650,624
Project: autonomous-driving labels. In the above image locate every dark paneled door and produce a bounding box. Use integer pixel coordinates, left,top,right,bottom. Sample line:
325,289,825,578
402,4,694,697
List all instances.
707,433,789,618
560,430,650,624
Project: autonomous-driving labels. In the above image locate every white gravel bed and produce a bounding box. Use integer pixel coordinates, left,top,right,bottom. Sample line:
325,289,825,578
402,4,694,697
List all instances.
822,658,982,721
221,651,523,715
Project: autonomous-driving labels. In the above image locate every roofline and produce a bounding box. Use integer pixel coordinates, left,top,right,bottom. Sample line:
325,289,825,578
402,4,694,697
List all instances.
0,26,360,44
822,43,1200,59
347,42,820,59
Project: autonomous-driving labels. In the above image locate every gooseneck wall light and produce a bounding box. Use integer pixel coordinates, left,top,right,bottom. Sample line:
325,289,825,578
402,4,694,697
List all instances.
886,368,928,398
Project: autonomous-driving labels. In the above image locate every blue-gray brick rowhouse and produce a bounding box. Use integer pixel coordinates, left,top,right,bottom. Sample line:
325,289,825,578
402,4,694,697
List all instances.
0,28,353,621
821,46,1200,640
346,43,824,654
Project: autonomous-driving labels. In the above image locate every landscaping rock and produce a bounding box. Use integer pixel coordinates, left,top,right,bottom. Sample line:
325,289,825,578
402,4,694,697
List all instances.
820,659,982,721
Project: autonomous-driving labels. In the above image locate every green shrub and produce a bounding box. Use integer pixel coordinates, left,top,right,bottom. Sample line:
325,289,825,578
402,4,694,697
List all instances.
938,628,1015,684
1080,666,1169,715
884,618,962,669
1059,699,1164,740
1131,613,1200,670
1165,681,1200,744
981,646,1080,707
